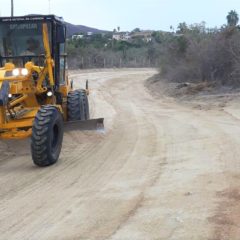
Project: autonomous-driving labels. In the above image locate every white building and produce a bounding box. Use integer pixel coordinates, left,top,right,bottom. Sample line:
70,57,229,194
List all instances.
72,34,84,40
112,32,131,41
87,32,93,36
130,31,153,42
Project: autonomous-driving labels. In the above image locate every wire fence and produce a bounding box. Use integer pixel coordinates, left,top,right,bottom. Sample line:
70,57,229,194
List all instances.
68,56,159,69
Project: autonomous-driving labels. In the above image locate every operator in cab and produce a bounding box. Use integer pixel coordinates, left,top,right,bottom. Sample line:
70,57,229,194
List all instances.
20,38,40,56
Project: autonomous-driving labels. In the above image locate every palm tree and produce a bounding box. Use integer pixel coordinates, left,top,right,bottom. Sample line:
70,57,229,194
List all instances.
227,10,239,26
177,22,188,34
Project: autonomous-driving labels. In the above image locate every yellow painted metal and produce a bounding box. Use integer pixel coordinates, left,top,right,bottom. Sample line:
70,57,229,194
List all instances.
0,70,5,79
18,108,39,119
43,23,54,87
0,107,6,125
35,67,48,94
0,21,73,140
4,63,15,70
59,85,69,97
0,128,32,139
9,94,28,108
0,118,34,129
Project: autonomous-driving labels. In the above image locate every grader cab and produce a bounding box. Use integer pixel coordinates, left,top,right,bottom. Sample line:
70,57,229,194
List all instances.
0,15,103,167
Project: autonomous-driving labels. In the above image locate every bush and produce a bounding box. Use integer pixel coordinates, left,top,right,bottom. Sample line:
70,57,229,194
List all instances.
159,22,240,86
67,34,159,69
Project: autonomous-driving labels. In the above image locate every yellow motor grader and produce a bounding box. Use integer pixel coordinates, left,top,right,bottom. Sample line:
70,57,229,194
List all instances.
0,15,103,167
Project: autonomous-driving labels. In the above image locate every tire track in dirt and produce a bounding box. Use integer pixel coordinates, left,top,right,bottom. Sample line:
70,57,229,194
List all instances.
1,69,240,240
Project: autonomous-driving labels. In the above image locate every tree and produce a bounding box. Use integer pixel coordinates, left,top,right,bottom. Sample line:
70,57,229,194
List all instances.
177,22,188,34
132,28,141,33
117,26,120,32
227,10,239,26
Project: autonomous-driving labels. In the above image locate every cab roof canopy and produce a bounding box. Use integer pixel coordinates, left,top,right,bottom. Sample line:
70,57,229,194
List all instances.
0,15,64,24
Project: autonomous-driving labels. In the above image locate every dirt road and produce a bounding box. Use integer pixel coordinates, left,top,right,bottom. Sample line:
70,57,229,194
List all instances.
0,69,240,240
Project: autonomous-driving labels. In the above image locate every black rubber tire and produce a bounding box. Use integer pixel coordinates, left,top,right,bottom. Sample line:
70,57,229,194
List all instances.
31,105,64,167
67,90,89,121
78,90,90,120
67,90,84,121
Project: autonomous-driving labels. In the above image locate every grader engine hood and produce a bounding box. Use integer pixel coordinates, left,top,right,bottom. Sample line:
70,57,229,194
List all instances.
0,63,30,79
0,64,32,100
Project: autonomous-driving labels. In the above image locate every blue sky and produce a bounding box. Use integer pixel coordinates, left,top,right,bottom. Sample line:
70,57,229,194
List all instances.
0,0,239,31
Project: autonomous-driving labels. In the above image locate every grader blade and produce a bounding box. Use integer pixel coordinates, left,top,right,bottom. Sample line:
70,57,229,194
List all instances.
65,118,104,131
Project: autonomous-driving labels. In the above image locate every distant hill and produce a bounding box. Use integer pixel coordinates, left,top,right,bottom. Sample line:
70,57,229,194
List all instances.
25,14,109,37
65,22,109,37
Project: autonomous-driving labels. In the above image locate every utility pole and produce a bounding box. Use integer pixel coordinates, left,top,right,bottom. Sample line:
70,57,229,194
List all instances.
11,0,14,17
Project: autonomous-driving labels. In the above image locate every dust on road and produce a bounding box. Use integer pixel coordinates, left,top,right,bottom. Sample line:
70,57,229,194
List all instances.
0,68,240,240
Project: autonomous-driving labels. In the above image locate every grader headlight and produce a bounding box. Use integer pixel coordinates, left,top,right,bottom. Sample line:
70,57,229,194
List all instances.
12,69,20,76
12,68,29,76
47,91,53,97
21,68,29,76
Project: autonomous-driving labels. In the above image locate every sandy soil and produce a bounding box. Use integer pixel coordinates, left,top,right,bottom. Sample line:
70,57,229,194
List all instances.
0,68,240,240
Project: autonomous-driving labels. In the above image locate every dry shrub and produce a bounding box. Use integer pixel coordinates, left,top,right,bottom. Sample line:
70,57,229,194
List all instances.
160,26,240,87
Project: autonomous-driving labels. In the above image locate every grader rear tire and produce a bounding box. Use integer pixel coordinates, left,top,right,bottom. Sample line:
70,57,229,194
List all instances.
67,90,89,121
31,105,64,167
67,90,84,121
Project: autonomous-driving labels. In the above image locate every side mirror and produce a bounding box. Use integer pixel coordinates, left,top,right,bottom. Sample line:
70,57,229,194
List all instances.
56,25,65,43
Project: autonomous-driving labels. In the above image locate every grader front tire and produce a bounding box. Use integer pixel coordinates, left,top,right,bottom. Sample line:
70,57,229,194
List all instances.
31,105,64,167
